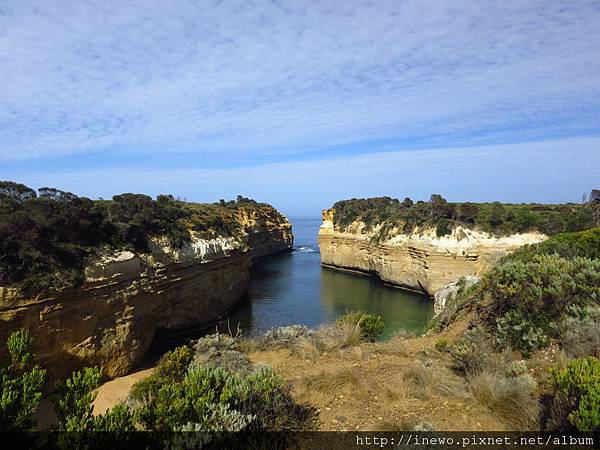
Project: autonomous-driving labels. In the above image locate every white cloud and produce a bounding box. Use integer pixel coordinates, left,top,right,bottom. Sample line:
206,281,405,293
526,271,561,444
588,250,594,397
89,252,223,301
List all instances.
1,0,600,161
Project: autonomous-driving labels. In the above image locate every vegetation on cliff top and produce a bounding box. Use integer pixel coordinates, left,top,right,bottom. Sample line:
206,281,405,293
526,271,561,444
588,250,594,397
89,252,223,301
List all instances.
433,227,600,354
331,194,599,241
0,181,284,295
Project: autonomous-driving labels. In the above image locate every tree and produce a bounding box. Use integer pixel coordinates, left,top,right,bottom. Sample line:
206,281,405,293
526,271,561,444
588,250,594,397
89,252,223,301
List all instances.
430,194,451,219
455,203,478,224
0,330,46,430
489,202,506,227
401,197,413,208
0,181,37,202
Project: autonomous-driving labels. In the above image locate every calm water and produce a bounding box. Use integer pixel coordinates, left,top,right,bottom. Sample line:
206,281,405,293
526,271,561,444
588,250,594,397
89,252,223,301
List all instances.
146,218,433,360
224,218,433,338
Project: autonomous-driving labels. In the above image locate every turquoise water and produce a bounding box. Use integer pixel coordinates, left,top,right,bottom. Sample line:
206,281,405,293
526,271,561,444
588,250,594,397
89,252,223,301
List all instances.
225,218,434,338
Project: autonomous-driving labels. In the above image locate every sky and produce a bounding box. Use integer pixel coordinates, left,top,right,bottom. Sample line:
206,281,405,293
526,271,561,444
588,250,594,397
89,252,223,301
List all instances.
1,0,599,217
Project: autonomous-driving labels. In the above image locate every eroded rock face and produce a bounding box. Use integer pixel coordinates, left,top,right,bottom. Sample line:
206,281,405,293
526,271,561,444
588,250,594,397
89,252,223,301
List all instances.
318,209,546,296
0,212,292,382
433,276,480,315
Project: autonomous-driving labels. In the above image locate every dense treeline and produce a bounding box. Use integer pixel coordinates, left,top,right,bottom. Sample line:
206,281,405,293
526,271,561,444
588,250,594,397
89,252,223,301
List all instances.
0,181,268,295
332,194,599,240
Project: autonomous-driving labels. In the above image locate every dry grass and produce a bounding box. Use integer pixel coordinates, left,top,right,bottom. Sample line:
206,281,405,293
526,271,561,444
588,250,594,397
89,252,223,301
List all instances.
384,382,415,401
468,370,539,430
369,334,408,356
292,335,321,359
380,363,466,402
528,344,569,387
301,367,364,392
318,322,363,349
291,323,363,359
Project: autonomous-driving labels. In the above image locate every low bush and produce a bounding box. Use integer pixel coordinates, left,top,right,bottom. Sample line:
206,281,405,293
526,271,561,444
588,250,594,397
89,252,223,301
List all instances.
557,306,600,358
468,370,539,430
478,253,600,355
450,328,492,374
336,311,384,341
0,330,46,430
547,356,600,432
129,344,313,432
434,338,448,352
53,366,135,432
130,363,313,432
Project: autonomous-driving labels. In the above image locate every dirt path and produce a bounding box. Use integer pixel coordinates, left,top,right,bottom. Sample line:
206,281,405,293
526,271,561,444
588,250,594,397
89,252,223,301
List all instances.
93,367,155,415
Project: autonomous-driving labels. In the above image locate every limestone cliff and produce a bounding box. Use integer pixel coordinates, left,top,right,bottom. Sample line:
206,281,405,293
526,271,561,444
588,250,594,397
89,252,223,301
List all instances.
0,207,292,381
318,208,546,296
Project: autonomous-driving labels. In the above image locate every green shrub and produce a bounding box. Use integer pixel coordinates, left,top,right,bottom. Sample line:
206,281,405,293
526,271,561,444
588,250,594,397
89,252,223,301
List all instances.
336,311,384,341
0,330,46,430
434,338,448,351
478,253,600,354
53,366,135,432
450,328,492,374
154,346,194,382
129,345,313,432
130,363,313,432
511,227,600,261
548,357,600,431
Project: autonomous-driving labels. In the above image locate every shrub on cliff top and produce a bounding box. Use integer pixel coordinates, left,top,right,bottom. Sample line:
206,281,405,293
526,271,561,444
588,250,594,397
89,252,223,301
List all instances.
547,356,600,432
0,329,46,430
336,311,385,342
509,227,600,261
330,195,597,238
0,180,282,295
130,354,313,432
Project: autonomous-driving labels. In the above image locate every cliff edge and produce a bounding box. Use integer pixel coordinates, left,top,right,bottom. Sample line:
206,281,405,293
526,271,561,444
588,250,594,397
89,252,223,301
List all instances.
317,194,599,296
0,184,292,381
318,207,545,295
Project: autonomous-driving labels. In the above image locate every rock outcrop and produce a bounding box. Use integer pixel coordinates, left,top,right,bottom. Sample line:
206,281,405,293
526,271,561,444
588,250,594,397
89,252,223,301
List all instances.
318,208,546,296
0,207,292,381
433,275,480,315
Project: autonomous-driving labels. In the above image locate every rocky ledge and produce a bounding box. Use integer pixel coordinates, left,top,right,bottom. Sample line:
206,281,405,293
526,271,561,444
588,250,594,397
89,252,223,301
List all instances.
318,208,546,296
0,206,292,382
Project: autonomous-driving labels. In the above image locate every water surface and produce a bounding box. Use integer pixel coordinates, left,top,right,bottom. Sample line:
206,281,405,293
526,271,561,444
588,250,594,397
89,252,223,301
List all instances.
225,218,433,338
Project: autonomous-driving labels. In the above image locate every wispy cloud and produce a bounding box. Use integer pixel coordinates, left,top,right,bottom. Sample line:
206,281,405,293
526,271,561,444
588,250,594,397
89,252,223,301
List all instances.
1,0,600,162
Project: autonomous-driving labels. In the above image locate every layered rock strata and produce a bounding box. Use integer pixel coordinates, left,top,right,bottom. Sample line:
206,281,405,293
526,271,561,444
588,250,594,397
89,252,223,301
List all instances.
0,210,292,381
318,209,545,296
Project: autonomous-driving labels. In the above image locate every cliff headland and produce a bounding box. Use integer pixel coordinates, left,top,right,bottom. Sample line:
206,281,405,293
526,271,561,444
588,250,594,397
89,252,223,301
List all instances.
319,195,598,296
0,182,292,380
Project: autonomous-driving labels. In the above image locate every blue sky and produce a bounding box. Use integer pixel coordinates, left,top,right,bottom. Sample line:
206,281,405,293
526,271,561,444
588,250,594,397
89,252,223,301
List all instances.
1,0,599,217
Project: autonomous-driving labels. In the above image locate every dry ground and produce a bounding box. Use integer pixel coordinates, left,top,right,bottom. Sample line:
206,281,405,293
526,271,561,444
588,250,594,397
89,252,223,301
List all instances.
89,317,521,431
246,320,506,431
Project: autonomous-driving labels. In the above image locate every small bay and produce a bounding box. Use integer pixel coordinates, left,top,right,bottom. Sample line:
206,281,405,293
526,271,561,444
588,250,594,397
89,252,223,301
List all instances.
226,218,434,338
